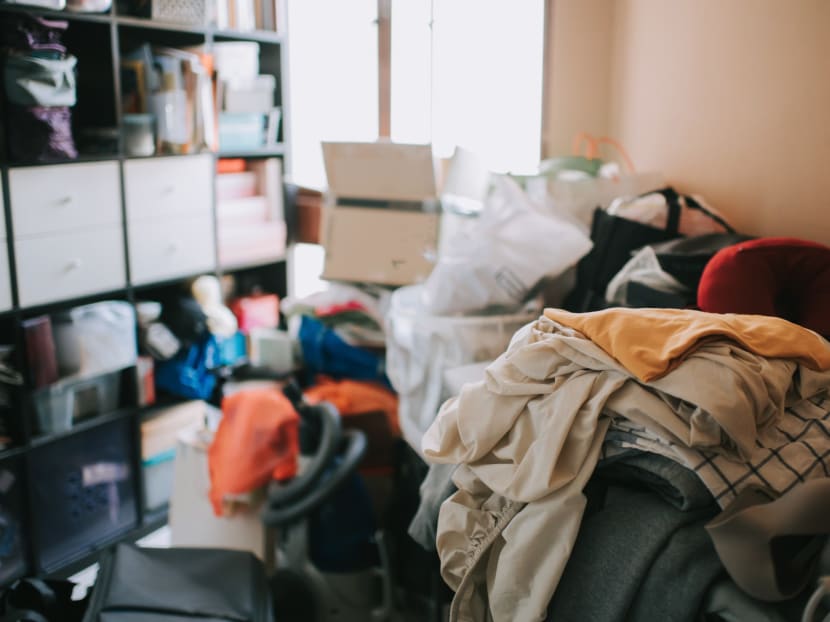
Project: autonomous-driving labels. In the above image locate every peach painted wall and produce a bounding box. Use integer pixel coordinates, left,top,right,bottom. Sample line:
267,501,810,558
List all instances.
546,0,830,242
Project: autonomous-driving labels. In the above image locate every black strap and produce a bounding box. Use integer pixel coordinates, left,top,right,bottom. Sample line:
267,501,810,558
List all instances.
684,194,736,233
657,187,682,236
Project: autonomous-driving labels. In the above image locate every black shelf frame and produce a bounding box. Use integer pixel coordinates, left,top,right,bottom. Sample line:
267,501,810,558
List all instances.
0,0,293,586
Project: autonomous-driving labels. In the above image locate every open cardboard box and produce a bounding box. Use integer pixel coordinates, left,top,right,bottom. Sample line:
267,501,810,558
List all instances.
320,141,442,286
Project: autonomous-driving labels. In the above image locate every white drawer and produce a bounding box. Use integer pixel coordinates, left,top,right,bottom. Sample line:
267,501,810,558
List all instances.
15,226,126,308
0,241,11,312
124,155,213,222
128,213,216,285
9,162,121,237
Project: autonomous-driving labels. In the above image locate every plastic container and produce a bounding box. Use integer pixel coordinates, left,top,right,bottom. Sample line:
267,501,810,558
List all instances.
123,113,155,156
218,112,265,152
52,301,137,378
32,370,122,434
142,449,175,512
385,284,541,453
29,418,137,572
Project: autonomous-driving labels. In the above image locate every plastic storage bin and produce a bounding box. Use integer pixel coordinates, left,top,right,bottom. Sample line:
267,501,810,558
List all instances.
52,301,137,378
32,370,121,434
385,284,541,453
140,401,206,512
142,450,175,512
29,418,137,572
0,456,29,585
218,112,265,152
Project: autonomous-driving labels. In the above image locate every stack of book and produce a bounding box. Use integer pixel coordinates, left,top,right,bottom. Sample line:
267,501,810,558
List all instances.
121,43,217,155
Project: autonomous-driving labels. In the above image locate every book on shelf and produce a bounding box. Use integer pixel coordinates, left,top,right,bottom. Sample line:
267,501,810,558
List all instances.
213,0,278,31
120,43,218,154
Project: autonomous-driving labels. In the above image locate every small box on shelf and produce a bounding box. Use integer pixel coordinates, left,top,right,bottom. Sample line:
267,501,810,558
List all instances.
32,369,122,435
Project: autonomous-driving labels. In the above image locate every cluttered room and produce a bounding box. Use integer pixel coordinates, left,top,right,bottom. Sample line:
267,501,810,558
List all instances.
0,0,827,621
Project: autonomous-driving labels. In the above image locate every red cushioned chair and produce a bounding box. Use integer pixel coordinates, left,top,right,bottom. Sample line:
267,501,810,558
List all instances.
697,237,830,338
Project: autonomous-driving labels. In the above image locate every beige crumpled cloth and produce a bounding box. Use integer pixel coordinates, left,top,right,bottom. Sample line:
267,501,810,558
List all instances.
422,311,830,622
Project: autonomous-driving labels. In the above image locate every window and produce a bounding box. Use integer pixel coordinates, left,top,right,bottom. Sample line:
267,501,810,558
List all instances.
285,1,546,296
287,0,546,186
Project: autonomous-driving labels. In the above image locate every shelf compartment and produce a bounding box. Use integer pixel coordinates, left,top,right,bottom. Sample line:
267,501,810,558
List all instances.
29,416,138,573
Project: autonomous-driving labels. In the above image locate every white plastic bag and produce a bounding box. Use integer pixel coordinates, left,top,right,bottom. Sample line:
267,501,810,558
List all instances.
605,246,689,305
422,174,592,315
525,171,666,234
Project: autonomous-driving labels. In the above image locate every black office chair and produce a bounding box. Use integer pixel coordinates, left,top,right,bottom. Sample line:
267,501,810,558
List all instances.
264,381,392,622
4,382,389,622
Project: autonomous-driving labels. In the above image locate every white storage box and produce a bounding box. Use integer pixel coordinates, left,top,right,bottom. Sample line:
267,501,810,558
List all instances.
216,171,258,201
385,285,541,453
216,196,269,224
52,301,137,378
213,42,260,81
223,75,276,114
169,426,265,559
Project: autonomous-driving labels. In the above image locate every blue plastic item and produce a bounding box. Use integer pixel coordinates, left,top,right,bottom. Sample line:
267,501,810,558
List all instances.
216,331,247,367
154,335,219,400
298,316,389,387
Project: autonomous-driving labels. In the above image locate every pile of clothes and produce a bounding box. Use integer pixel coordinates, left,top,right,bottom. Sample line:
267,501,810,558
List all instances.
413,307,830,622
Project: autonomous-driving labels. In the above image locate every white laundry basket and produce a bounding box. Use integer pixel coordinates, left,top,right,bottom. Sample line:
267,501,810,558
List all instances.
385,285,541,454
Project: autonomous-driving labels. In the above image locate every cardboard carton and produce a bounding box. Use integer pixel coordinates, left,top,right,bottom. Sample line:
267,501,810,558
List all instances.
320,141,441,286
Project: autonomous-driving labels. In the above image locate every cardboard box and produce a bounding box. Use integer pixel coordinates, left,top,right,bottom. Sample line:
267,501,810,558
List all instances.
320,141,441,286
322,141,437,202
322,207,439,286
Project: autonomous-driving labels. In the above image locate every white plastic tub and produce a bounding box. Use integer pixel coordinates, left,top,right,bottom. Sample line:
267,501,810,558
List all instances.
385,285,541,453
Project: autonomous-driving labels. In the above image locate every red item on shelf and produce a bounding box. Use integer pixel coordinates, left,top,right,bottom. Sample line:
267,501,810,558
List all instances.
230,293,280,333
217,158,246,174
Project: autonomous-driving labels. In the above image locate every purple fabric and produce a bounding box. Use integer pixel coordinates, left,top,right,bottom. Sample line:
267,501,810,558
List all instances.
0,14,68,54
7,104,78,162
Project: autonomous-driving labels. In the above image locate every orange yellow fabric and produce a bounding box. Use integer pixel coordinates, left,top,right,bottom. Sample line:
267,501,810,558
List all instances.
304,376,400,436
208,389,299,516
544,307,830,382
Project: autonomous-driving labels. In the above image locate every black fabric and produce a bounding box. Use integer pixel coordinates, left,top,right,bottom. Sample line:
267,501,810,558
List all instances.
82,544,274,622
650,233,754,292
564,189,684,312
546,480,721,622
596,450,714,511
0,578,86,622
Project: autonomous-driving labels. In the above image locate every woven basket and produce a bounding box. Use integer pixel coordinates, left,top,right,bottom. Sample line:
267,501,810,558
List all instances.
151,0,208,25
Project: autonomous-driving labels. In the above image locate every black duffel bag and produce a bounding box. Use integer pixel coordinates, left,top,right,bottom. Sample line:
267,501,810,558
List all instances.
563,188,686,312
81,544,274,622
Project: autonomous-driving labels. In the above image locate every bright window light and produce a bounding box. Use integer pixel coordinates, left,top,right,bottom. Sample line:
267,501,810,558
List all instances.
286,0,379,190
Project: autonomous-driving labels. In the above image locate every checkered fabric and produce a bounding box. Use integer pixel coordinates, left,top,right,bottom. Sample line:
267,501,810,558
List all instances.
604,391,830,508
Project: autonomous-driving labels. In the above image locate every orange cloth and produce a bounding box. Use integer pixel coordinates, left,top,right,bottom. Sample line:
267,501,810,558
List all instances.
304,377,400,436
544,307,830,382
208,389,299,516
